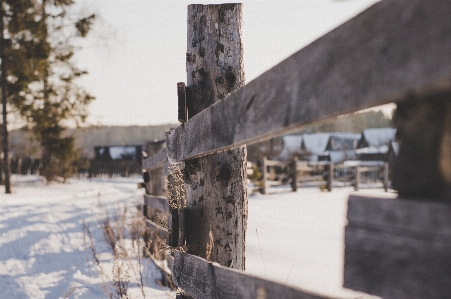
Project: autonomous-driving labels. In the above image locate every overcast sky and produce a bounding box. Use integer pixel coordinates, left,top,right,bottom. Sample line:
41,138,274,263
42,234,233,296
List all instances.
74,0,379,127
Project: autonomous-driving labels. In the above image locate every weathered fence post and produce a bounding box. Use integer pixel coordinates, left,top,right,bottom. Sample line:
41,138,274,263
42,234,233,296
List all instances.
354,166,360,191
262,157,268,194
383,162,389,192
182,3,247,271
392,95,451,198
326,162,333,192
291,156,298,192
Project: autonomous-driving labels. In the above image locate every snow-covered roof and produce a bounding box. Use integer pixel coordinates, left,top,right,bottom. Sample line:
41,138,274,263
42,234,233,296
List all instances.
279,135,303,159
326,133,361,151
360,128,396,148
301,133,331,155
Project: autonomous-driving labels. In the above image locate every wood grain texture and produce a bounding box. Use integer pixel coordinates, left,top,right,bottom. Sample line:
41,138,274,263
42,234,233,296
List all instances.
172,251,342,299
166,0,451,162
344,194,451,298
183,147,247,269
180,3,247,272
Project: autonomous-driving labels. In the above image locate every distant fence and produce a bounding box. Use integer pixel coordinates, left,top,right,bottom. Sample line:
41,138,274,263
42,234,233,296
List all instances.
260,157,389,194
261,158,390,194
140,141,177,287
143,1,451,298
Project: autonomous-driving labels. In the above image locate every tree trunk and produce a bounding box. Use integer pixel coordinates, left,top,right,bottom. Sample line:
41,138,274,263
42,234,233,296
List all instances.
0,0,11,193
183,4,247,270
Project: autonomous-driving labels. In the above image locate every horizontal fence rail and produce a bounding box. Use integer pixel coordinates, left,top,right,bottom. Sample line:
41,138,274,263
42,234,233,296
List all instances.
173,251,343,299
166,0,451,163
142,147,168,170
344,194,451,298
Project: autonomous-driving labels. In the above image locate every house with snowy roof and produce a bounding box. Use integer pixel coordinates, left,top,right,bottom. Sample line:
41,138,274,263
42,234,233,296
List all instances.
325,133,360,163
279,135,303,160
356,128,397,161
300,133,331,161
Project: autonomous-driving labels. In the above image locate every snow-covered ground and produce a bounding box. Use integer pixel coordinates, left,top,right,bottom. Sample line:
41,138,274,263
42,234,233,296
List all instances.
0,175,394,298
0,175,172,299
246,185,394,299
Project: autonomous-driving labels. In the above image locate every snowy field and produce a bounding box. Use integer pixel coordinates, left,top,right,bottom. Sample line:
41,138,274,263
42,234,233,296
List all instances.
246,186,393,299
0,175,394,298
0,176,172,299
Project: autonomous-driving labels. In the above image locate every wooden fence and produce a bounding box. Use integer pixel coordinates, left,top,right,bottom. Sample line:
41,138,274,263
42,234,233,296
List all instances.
143,0,451,298
140,141,175,285
260,158,390,194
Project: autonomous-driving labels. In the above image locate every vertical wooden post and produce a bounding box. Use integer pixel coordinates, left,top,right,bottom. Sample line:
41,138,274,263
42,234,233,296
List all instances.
177,82,187,123
291,156,298,192
383,162,389,192
262,157,268,194
183,4,247,271
392,94,451,199
354,166,360,191
327,162,334,192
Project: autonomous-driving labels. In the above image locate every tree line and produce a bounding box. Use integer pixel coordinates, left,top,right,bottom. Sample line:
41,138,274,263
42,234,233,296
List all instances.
1,0,95,192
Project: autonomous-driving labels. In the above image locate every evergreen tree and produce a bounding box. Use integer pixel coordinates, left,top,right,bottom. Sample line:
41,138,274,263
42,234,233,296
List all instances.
1,0,95,185
1,0,45,192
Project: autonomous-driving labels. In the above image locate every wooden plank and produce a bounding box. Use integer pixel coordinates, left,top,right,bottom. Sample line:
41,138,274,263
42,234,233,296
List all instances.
172,251,345,299
262,157,268,194
142,147,168,170
144,194,170,214
326,163,333,192
145,219,170,244
383,162,389,192
291,157,298,192
166,0,451,163
354,167,360,191
264,159,289,167
178,82,187,123
344,194,451,299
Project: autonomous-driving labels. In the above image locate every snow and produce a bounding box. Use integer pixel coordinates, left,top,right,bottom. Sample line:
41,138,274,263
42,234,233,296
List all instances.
360,128,396,148
246,186,390,298
0,175,390,299
279,135,303,159
0,175,171,299
109,146,138,160
301,133,331,155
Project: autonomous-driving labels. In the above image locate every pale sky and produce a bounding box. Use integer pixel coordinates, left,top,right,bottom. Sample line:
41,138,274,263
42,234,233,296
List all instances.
74,0,379,127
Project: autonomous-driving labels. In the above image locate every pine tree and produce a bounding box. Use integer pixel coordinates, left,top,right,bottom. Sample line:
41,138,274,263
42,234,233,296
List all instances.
1,0,45,192
1,0,95,186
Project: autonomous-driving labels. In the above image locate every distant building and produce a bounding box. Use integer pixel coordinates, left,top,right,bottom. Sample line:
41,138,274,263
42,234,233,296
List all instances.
301,133,331,161
94,145,143,161
356,128,396,161
279,135,303,160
